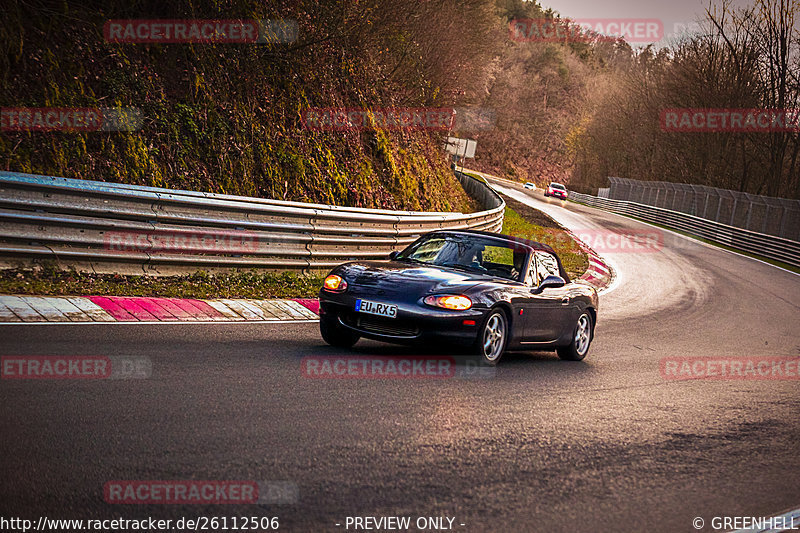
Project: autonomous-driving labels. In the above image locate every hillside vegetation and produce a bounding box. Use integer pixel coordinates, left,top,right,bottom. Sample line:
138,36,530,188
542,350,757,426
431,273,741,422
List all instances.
0,0,483,212
2,0,797,205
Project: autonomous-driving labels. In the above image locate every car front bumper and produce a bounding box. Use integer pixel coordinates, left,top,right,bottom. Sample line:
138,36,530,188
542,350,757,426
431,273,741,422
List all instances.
319,295,486,347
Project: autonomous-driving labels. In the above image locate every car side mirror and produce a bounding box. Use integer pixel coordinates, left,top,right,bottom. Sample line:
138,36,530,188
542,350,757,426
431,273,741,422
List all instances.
388,251,400,260
532,275,566,294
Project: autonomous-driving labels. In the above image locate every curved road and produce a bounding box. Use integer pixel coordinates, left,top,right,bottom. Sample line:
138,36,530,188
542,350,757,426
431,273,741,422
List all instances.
1,184,799,532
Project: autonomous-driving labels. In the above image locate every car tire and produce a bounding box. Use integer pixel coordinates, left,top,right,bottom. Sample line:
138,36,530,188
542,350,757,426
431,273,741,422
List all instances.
320,316,360,348
475,309,508,365
557,312,593,361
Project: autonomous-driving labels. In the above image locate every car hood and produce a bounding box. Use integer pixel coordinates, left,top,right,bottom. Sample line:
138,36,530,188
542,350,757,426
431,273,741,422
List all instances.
337,261,484,298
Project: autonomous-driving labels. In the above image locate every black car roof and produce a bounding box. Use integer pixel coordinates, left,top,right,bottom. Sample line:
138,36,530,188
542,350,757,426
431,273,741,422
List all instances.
425,229,571,282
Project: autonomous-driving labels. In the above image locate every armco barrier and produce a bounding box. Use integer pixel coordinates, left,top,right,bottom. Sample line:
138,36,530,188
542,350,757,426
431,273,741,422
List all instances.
606,176,800,241
0,171,504,275
473,170,799,269
568,191,800,268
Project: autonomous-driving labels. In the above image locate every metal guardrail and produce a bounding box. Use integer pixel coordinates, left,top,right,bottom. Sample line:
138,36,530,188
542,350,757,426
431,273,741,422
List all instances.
0,171,504,275
568,191,800,268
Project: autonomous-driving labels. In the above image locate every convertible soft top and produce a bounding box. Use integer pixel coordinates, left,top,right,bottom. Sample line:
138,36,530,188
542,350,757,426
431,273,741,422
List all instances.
427,229,572,282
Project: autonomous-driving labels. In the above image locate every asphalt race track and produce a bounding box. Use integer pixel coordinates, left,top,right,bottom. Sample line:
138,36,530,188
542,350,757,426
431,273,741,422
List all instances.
1,189,799,532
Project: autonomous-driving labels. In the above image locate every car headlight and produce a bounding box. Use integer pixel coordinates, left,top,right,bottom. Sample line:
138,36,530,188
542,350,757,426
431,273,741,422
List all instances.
323,274,348,292
424,295,472,310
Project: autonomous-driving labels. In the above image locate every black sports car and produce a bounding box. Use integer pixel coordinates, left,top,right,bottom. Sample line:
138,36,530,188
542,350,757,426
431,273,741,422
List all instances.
318,230,598,364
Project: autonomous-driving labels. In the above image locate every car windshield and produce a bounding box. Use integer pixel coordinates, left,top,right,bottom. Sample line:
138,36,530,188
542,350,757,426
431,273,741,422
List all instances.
550,183,566,190
396,234,528,281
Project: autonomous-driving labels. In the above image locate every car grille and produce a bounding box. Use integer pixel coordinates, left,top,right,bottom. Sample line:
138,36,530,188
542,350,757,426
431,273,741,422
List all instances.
342,313,419,338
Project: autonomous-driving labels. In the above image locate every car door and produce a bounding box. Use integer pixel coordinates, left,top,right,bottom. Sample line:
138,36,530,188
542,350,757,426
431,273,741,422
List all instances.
521,251,573,342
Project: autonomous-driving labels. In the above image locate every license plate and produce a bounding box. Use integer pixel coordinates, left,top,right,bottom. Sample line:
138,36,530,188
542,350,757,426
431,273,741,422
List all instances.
355,299,397,318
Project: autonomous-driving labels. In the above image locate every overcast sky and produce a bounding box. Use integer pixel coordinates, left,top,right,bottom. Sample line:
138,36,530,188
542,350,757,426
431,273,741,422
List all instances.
538,0,757,45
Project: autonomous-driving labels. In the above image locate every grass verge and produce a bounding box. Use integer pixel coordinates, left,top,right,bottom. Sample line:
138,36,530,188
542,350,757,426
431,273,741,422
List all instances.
466,170,589,279
500,201,588,279
0,267,326,299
